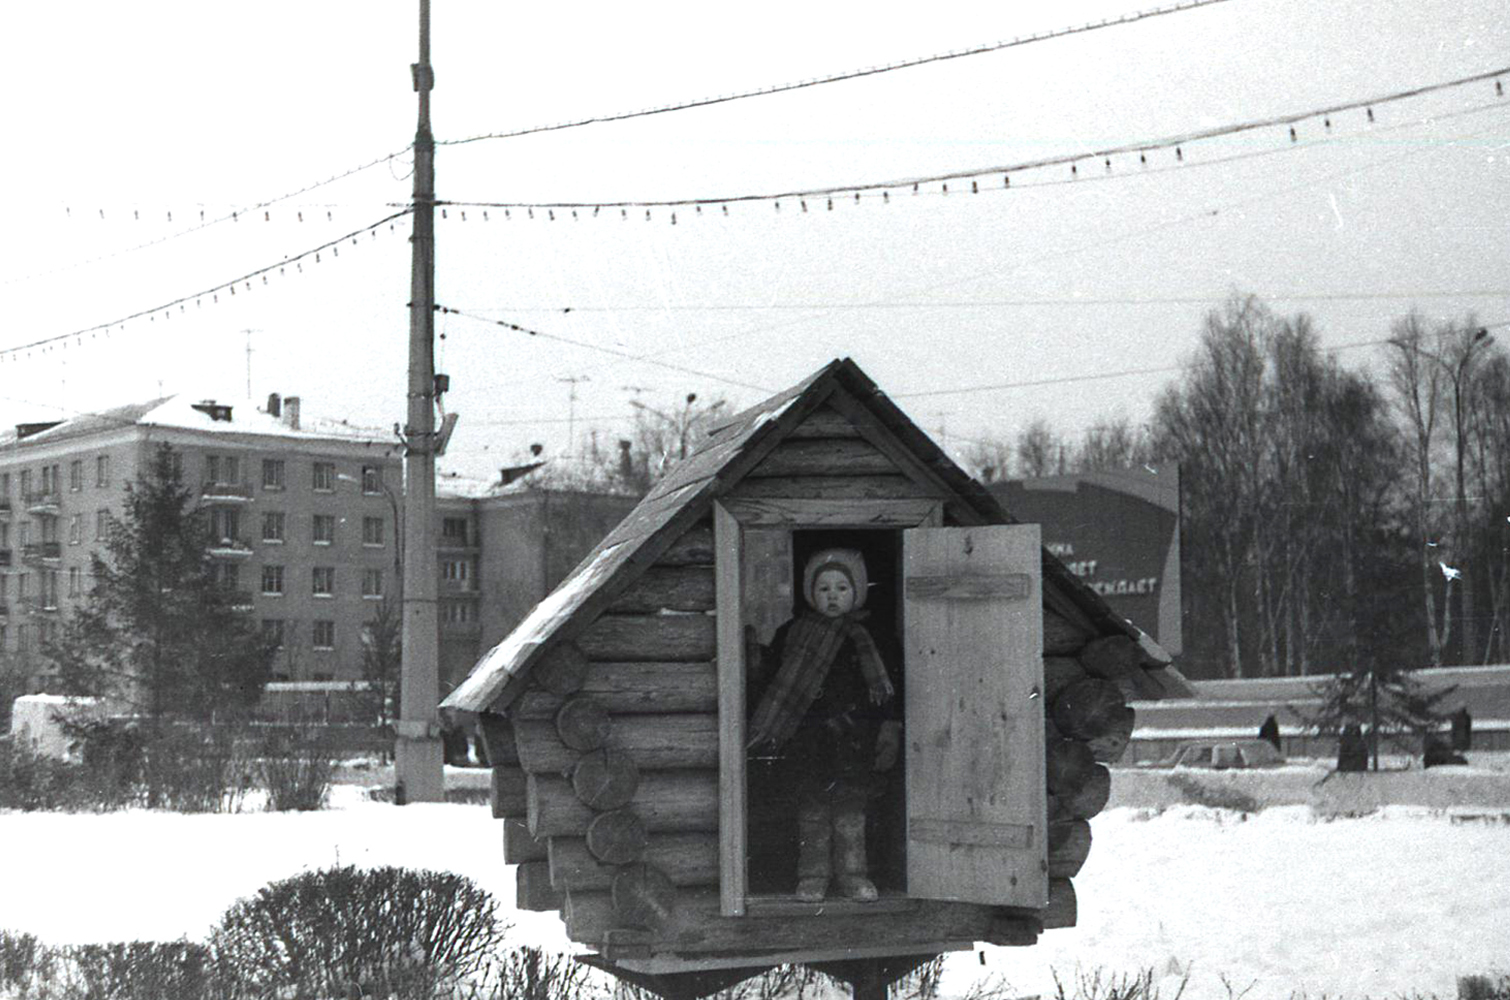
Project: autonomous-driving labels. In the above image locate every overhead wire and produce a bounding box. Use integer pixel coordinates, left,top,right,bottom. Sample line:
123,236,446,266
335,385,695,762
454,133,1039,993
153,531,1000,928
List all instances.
443,105,1510,406
433,304,775,395
0,209,414,360
469,288,1510,314
437,66,1508,211
6,146,414,287
436,0,1240,148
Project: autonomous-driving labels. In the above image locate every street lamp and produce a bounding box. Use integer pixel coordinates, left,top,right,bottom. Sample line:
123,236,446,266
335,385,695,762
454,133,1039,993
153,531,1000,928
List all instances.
1391,326,1495,661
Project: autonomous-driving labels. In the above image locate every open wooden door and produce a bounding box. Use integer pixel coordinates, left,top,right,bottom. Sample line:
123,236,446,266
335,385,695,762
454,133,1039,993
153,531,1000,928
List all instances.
903,525,1046,908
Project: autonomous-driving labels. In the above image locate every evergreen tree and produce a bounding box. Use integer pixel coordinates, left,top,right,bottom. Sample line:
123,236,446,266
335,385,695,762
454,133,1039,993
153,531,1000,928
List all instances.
45,443,274,721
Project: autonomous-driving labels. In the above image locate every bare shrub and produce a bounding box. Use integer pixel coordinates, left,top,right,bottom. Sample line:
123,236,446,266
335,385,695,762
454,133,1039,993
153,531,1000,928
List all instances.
210,865,506,998
256,725,334,812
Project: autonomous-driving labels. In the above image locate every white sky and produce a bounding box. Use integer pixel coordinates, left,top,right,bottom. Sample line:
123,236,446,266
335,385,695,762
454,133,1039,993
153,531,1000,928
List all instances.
3,0,1507,479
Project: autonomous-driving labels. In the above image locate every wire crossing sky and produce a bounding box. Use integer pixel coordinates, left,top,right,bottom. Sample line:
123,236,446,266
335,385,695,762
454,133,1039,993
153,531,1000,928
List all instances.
4,0,1507,479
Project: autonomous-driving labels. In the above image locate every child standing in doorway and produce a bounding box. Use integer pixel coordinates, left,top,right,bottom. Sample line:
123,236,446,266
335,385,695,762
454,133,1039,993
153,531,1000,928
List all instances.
747,548,901,902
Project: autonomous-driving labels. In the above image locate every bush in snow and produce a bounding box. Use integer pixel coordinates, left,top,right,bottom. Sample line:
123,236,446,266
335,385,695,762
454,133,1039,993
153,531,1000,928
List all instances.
209,865,506,998
465,946,604,1000
60,941,213,1000
0,931,213,1000
256,725,335,812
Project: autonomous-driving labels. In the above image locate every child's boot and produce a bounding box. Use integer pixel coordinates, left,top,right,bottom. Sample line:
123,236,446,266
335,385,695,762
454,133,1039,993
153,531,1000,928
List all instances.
833,809,878,901
795,797,831,902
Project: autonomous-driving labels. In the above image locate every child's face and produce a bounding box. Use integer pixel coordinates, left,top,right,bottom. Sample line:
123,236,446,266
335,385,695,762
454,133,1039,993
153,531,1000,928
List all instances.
812,568,856,618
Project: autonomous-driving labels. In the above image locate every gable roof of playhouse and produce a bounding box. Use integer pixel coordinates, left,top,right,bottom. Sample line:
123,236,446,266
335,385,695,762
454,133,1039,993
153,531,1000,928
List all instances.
442,358,1185,719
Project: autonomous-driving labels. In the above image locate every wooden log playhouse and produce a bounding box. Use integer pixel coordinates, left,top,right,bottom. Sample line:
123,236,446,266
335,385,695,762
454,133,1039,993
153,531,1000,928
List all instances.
441,358,1191,1000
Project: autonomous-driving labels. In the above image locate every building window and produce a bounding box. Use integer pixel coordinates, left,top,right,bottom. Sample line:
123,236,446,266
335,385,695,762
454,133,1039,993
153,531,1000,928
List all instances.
442,517,469,544
362,568,384,598
19,470,31,496
312,620,335,650
261,565,285,596
361,465,384,495
96,455,109,488
312,514,335,545
312,462,335,492
262,459,286,491
95,510,110,542
40,465,54,494
262,511,285,543
362,516,384,546
443,559,470,583
441,601,475,623
206,455,240,485
261,619,286,649
68,514,82,545
211,562,241,589
68,566,81,597
312,566,335,596
1,472,9,497
69,461,83,492
209,508,241,544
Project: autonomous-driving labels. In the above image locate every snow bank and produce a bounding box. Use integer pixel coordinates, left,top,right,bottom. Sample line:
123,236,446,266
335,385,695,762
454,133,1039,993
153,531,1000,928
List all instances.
7,696,105,760
1108,762,1510,813
1,794,1506,999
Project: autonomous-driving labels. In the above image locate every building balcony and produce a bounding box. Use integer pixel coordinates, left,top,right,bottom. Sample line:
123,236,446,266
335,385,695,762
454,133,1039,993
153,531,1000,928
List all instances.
22,541,62,565
24,490,61,515
201,481,255,502
439,578,479,595
0,498,12,517
440,618,482,636
207,537,254,559
0,547,11,568
0,601,8,618
22,597,59,615
220,589,256,611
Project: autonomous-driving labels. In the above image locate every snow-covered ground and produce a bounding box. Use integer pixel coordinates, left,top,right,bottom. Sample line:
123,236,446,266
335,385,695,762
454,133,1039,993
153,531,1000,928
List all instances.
2,784,1508,999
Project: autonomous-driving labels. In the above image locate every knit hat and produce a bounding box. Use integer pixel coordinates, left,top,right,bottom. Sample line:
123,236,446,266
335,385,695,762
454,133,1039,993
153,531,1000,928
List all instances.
802,548,869,612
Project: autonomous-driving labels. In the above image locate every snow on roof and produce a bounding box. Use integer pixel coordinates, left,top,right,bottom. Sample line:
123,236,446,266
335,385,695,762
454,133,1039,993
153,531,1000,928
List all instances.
1,394,388,447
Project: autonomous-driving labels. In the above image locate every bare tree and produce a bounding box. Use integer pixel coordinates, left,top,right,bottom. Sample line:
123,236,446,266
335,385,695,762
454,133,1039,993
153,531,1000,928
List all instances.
1015,419,1069,478
961,435,1015,483
1075,417,1150,472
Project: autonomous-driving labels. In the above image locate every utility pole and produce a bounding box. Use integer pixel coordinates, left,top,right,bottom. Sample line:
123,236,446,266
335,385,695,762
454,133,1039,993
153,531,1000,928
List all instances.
395,0,444,803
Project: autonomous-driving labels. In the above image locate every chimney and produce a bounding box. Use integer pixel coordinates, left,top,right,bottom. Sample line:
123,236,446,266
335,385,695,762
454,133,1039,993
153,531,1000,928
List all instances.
284,396,301,430
267,393,282,418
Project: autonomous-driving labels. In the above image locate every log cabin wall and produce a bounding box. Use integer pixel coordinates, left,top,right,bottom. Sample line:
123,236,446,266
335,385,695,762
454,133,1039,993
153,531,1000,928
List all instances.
477,399,1141,962
482,520,723,945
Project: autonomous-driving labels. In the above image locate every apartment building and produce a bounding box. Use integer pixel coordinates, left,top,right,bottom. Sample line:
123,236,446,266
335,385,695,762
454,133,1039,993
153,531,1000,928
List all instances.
0,393,401,688
433,475,637,694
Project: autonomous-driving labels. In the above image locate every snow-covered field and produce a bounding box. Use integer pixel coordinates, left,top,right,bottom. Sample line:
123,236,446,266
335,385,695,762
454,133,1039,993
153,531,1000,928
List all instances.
2,781,1508,1000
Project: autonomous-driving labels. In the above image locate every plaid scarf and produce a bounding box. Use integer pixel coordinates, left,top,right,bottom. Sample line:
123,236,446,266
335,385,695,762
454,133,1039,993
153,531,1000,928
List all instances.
748,611,893,750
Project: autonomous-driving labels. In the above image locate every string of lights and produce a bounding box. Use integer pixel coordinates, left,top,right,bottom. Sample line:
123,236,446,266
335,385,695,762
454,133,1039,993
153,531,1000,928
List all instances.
446,108,1510,406
4,146,414,288
433,67,1507,216
433,304,775,394
0,209,413,362
436,0,1240,147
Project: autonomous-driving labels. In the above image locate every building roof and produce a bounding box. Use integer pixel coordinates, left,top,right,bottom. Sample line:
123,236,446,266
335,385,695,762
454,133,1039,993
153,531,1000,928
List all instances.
0,395,390,449
443,358,1187,718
